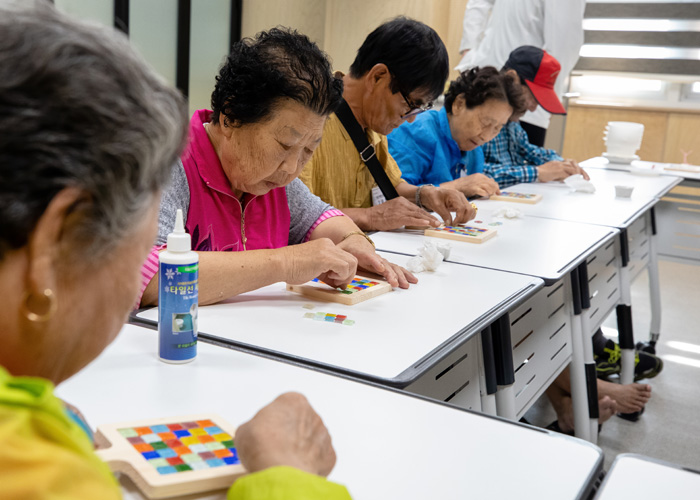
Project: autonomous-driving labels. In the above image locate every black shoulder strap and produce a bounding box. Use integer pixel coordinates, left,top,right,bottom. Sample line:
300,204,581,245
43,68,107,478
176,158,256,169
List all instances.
334,98,399,201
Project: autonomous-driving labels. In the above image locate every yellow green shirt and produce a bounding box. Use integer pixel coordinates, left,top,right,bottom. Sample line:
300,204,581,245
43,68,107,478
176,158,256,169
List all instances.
300,112,404,208
0,366,351,500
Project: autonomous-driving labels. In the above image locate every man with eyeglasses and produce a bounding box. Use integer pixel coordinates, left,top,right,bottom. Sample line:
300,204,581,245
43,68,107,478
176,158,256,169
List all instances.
299,17,475,232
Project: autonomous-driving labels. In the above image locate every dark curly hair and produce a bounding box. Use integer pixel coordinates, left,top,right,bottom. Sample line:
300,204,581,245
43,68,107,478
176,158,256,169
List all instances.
444,67,527,118
349,17,448,102
211,27,343,127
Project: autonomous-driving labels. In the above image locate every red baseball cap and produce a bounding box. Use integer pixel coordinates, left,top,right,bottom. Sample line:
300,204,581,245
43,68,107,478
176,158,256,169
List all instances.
503,46,566,115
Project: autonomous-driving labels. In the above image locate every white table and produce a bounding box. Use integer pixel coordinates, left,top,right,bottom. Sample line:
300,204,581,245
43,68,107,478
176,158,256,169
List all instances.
595,454,700,499
56,324,603,500
482,168,680,228
371,214,617,285
582,158,700,264
484,167,682,399
135,252,543,413
371,219,617,440
582,156,700,182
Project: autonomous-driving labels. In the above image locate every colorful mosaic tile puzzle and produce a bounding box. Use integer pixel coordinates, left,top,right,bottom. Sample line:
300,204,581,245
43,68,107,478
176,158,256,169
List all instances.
311,277,382,294
118,419,240,475
287,275,392,305
96,414,245,499
490,191,542,204
424,225,497,244
303,311,355,326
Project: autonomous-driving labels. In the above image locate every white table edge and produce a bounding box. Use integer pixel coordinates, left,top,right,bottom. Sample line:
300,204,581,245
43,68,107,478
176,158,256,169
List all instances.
376,229,619,286
595,453,700,498
130,277,543,389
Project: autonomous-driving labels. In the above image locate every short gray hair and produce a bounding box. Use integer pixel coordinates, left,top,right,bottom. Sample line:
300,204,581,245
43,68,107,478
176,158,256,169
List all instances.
0,1,187,261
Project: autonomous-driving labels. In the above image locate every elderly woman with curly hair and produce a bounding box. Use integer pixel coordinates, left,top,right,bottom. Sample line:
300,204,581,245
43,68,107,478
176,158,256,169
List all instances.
139,29,415,307
0,2,350,498
388,67,526,199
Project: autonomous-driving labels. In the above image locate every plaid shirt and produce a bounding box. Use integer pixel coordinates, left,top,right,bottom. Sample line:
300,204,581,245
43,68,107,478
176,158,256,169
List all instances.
482,121,563,188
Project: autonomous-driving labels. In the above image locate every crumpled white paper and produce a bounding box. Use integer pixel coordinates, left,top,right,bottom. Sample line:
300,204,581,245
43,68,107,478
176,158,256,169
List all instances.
492,207,523,219
405,240,451,273
564,174,596,193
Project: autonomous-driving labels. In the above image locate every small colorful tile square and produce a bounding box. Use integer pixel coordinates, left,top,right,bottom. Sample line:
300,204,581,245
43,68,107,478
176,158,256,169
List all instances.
118,419,239,475
490,191,542,204
287,275,392,305
424,225,496,244
96,414,245,499
303,311,355,326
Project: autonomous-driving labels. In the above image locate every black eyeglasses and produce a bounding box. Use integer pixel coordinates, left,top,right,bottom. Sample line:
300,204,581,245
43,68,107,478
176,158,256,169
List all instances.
398,88,433,118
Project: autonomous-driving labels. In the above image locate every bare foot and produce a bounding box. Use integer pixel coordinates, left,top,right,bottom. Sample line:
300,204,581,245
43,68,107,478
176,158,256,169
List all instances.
598,381,651,413
598,395,617,424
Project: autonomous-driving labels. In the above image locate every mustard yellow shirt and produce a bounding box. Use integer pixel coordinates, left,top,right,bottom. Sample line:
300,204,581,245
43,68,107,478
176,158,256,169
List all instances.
300,112,404,208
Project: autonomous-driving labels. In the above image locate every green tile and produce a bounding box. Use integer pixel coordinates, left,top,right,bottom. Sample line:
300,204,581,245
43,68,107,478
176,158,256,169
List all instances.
181,453,202,464
147,458,169,468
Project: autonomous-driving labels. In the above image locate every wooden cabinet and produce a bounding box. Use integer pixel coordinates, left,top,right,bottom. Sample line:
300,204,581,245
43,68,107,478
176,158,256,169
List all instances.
562,104,669,161
562,102,700,165
664,114,700,165
656,181,700,263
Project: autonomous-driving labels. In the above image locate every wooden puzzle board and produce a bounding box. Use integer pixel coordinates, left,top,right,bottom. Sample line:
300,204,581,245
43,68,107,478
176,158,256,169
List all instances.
424,225,497,244
95,414,245,499
287,276,391,305
490,191,543,204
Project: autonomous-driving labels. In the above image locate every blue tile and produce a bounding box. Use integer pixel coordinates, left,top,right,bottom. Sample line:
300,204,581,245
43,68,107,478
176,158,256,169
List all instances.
157,448,177,458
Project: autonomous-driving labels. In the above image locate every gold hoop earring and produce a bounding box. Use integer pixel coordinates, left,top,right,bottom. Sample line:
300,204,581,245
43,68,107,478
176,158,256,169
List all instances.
21,289,57,323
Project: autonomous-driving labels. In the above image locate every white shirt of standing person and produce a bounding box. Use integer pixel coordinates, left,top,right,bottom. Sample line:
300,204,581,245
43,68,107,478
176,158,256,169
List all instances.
455,0,585,130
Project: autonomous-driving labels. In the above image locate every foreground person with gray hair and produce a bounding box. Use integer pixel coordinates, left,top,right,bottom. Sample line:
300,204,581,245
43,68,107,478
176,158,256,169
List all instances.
0,2,350,498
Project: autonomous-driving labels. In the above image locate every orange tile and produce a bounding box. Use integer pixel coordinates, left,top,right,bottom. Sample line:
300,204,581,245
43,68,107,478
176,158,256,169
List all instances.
214,449,232,458
172,446,191,456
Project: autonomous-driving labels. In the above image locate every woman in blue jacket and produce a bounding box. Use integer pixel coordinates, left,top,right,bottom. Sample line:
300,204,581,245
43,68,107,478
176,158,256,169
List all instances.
388,67,526,198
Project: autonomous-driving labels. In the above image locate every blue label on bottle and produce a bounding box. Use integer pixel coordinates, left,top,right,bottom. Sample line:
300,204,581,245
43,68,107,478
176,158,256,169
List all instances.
158,261,198,361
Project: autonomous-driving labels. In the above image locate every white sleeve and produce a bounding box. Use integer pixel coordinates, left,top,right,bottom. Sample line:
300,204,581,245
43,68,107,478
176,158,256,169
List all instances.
542,0,586,96
459,0,496,53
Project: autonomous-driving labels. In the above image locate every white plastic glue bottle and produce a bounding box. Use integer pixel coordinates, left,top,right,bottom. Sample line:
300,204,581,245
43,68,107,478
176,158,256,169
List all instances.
158,209,198,363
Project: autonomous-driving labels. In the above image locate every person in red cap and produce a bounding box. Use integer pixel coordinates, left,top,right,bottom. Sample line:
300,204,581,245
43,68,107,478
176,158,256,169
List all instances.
480,46,589,188
486,52,661,437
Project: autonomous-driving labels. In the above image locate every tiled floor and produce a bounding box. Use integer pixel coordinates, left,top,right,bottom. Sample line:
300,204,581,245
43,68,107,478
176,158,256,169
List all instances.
525,258,700,471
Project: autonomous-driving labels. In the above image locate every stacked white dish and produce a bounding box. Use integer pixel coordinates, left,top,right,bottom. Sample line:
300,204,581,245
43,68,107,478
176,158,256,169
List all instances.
602,121,644,164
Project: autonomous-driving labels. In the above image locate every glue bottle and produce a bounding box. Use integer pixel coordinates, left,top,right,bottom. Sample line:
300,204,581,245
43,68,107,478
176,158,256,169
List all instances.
158,209,198,363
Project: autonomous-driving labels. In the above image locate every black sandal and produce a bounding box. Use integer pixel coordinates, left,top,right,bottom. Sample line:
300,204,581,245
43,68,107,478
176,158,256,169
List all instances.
547,420,604,435
546,420,574,436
